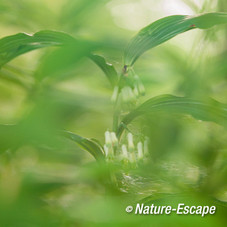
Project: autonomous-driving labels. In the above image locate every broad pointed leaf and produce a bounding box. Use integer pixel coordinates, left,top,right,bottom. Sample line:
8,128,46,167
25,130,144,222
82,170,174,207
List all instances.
0,30,75,67
63,130,104,161
89,54,118,87
0,30,117,86
117,95,227,137
124,13,227,66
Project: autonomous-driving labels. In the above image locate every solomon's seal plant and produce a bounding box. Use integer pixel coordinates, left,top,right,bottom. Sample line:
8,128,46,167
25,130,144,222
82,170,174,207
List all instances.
1,11,227,225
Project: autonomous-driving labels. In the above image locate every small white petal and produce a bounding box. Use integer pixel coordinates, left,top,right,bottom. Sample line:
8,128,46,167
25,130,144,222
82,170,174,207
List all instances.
104,145,109,157
137,142,143,160
105,131,112,146
127,133,134,149
121,144,128,159
110,132,118,146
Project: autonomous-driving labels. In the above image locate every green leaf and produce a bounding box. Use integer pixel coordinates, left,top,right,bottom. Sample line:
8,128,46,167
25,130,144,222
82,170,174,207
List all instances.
62,130,104,161
117,95,227,138
89,54,118,87
0,30,75,67
0,31,116,85
124,13,227,66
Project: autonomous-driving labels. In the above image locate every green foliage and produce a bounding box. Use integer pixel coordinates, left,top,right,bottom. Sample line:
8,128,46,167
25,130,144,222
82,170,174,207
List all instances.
0,31,118,85
117,95,227,137
63,130,104,161
124,13,227,66
0,1,227,226
0,31,74,67
89,54,118,87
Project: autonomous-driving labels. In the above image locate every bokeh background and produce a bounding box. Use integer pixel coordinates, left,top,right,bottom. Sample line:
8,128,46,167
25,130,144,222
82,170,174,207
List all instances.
0,0,227,226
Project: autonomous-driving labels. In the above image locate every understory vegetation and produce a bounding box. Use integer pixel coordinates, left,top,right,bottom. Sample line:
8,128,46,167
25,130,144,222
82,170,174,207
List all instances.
0,0,227,226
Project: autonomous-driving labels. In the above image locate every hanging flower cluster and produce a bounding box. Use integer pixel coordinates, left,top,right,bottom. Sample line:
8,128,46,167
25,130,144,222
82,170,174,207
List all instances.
104,131,149,167
111,74,145,103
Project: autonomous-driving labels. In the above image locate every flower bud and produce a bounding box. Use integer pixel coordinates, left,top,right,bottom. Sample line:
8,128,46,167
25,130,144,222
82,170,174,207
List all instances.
122,86,135,102
110,132,118,146
137,142,143,160
105,131,112,147
128,87,135,100
127,133,134,150
133,85,139,98
103,144,109,157
121,144,128,159
104,144,114,161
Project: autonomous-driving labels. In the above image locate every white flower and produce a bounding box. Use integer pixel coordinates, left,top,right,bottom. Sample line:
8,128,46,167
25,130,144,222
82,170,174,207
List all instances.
127,133,134,150
133,85,139,97
105,131,112,146
137,142,143,160
122,86,135,102
104,144,109,157
110,132,118,146
121,144,128,159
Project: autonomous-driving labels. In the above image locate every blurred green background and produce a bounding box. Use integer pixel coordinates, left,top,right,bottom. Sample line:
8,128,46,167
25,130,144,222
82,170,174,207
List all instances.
0,0,227,226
